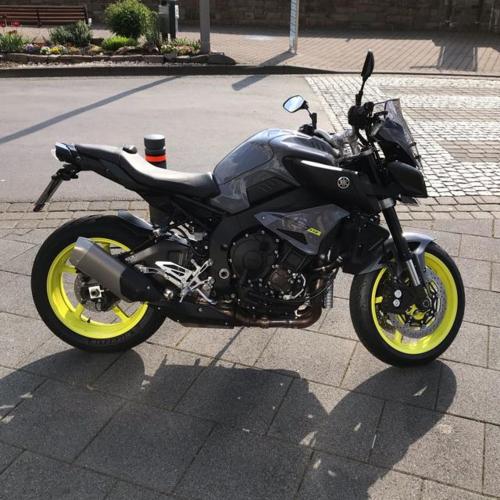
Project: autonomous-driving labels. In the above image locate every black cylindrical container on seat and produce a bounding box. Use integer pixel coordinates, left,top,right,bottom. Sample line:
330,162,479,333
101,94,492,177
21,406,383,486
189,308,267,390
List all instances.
144,134,167,168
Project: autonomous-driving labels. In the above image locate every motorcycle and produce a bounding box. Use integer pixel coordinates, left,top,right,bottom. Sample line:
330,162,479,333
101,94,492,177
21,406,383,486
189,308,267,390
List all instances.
31,52,464,366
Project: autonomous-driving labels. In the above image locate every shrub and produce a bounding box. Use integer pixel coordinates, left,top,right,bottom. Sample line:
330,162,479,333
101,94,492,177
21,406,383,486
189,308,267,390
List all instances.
68,20,92,47
105,0,150,39
40,46,51,55
0,31,28,53
101,35,138,52
49,21,92,47
48,25,68,45
143,11,162,49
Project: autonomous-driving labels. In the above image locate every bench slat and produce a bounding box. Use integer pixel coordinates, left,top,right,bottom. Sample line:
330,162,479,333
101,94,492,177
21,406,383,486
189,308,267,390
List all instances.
0,5,87,26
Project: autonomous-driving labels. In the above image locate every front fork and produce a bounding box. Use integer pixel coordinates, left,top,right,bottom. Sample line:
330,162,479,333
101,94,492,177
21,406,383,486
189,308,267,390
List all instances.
381,201,431,309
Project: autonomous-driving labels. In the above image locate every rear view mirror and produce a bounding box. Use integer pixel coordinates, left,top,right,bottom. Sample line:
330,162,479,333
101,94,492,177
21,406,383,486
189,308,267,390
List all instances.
283,95,307,113
361,51,375,82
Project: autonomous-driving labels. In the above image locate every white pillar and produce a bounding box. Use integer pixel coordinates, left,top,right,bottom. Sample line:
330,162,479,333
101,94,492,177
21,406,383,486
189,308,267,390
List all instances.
289,0,300,53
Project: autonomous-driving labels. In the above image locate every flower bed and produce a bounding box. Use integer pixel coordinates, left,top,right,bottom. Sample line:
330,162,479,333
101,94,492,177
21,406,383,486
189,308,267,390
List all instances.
0,0,235,67
0,32,235,66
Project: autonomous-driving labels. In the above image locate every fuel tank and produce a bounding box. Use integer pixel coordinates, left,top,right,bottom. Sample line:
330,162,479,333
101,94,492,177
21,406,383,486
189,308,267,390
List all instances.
210,129,337,214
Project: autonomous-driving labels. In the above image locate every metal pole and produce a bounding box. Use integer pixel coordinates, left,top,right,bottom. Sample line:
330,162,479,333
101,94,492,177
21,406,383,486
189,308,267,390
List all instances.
169,0,177,39
200,0,211,54
289,0,300,54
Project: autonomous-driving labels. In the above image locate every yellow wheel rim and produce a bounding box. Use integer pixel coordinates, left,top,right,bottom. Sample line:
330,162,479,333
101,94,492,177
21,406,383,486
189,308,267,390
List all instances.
371,252,458,355
47,238,148,339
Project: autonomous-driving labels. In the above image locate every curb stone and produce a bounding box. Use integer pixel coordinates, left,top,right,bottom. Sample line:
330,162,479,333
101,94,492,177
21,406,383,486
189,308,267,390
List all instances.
0,63,333,78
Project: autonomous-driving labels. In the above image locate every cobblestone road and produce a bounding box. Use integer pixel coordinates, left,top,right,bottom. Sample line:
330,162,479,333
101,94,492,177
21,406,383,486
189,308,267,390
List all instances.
307,75,500,197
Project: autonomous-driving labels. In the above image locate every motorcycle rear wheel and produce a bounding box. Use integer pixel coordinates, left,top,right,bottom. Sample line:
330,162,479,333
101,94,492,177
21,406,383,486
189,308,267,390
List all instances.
31,215,167,352
349,242,465,367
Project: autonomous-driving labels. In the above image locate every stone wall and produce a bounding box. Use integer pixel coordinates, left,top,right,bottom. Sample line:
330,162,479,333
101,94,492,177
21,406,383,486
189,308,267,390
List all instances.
1,0,499,31
181,0,445,30
179,0,500,31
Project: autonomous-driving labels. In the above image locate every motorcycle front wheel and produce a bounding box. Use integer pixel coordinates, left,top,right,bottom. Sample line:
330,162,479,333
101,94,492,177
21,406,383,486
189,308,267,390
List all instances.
31,215,167,352
349,242,465,367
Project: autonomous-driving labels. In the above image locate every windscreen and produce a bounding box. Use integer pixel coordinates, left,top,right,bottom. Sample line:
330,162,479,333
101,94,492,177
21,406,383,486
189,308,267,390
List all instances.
373,99,422,169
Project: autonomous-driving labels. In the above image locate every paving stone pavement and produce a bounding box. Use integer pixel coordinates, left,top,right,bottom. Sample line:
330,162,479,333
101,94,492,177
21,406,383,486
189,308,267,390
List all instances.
13,25,500,76
307,74,500,197
1,194,500,228
0,212,498,499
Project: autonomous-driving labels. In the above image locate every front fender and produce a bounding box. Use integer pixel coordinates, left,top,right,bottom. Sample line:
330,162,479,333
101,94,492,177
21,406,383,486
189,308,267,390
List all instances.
359,231,434,275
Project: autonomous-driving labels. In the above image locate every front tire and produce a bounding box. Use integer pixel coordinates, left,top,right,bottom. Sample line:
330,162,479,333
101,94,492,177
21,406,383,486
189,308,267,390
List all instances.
350,242,465,367
31,215,167,353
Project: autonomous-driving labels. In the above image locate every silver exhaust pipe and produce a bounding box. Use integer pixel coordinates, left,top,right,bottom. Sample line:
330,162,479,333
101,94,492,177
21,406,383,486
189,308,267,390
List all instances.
69,237,164,303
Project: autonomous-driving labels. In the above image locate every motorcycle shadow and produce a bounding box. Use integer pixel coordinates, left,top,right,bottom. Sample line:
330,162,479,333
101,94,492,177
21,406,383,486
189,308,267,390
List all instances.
0,347,456,499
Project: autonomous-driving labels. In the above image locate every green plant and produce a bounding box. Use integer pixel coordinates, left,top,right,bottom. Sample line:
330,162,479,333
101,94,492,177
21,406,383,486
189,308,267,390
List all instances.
69,20,92,47
0,31,28,53
49,21,92,47
104,0,150,39
101,35,138,52
49,25,71,45
143,11,162,49
161,37,201,55
67,46,81,55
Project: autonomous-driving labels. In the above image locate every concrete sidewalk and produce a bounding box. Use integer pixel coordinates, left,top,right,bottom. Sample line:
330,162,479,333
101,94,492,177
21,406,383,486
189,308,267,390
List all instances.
0,211,498,499
14,24,500,75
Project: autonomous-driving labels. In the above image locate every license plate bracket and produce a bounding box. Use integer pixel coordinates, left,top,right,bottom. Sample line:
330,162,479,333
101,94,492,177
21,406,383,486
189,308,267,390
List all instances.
33,166,79,212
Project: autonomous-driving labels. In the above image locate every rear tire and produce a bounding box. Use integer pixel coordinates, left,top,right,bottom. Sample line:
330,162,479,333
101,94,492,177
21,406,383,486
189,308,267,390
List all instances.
349,242,465,367
31,215,167,353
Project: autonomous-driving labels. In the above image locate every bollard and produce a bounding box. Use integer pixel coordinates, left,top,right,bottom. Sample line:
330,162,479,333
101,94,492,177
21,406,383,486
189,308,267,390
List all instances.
168,0,178,40
158,0,169,40
144,134,167,225
144,134,167,168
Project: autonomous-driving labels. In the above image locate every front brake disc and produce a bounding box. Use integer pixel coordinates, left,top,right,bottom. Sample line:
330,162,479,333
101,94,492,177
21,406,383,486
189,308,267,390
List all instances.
387,267,447,339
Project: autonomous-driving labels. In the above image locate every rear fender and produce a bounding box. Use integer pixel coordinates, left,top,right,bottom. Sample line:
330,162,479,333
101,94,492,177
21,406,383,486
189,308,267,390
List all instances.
358,231,434,275
117,210,153,235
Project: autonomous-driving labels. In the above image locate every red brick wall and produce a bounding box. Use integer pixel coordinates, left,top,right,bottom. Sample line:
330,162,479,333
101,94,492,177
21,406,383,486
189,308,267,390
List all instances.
1,0,497,31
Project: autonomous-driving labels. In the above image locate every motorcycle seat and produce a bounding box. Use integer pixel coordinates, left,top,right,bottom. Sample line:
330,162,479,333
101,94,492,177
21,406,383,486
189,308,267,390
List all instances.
75,144,219,199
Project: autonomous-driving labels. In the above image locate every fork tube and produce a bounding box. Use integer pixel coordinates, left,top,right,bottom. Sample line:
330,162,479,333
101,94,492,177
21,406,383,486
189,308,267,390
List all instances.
382,203,422,286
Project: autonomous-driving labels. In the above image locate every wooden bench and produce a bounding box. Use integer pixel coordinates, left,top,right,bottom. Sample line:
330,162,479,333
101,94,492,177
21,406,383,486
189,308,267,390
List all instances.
0,5,89,27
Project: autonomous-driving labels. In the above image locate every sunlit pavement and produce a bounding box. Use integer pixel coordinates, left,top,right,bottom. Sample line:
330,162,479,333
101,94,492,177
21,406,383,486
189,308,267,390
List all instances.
0,69,499,498
0,213,498,499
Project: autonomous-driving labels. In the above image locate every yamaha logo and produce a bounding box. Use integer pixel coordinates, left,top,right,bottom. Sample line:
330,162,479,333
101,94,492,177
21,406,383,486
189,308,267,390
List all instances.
337,176,350,189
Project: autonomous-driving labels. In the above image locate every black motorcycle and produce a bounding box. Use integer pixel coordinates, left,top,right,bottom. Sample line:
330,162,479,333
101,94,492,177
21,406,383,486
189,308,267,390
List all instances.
31,52,464,366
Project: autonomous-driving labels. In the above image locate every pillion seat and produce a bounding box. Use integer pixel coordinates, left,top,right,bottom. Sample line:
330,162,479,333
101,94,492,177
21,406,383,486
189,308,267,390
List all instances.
74,144,219,199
